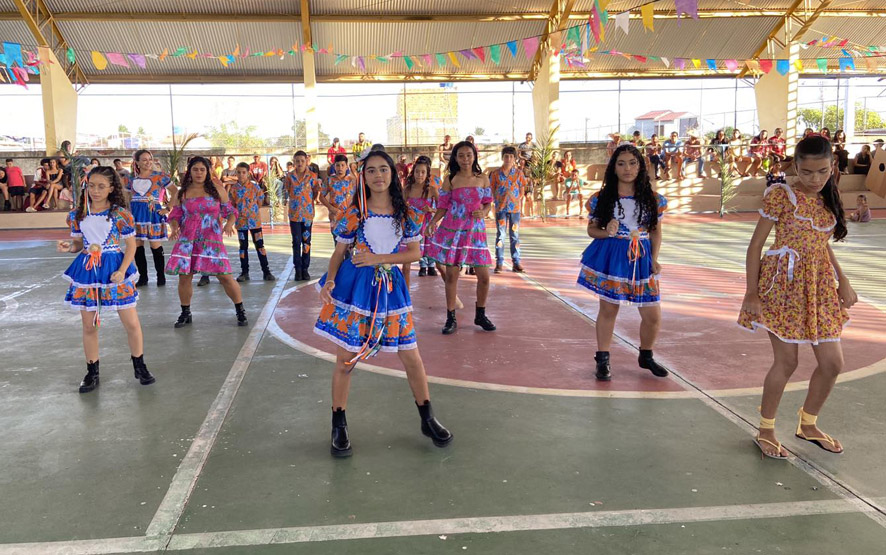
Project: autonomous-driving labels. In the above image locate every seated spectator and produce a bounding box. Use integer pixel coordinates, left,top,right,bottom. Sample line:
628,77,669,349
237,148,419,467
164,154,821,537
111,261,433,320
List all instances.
853,145,872,175
683,131,704,178
850,194,871,223
767,128,790,171
646,135,665,180
748,130,770,177
662,132,685,180
563,169,586,217
45,158,66,209
728,129,751,177
25,160,50,213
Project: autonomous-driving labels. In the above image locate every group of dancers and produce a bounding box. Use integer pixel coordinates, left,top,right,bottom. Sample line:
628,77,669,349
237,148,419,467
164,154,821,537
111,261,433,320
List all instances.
57,134,857,460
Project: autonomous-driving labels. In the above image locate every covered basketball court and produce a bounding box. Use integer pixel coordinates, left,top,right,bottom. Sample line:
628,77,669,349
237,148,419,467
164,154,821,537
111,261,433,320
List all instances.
1,1,886,553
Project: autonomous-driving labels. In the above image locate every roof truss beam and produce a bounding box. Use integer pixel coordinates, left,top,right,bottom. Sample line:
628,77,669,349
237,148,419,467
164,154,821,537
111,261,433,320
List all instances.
11,0,88,86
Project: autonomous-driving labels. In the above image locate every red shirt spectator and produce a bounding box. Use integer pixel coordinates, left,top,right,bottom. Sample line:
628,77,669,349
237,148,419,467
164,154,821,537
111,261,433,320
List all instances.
395,156,412,183
768,131,786,158
4,160,24,187
327,138,346,167
249,155,268,184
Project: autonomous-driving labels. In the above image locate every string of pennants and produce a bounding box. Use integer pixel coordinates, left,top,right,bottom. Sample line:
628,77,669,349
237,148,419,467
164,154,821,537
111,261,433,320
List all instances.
1,0,884,87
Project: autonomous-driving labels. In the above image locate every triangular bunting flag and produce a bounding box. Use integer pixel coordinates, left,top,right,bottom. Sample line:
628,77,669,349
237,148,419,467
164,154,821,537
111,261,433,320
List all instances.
506,41,518,58
759,59,773,73
691,59,701,69
776,59,789,75
460,49,476,60
724,59,738,72
106,52,130,67
614,11,630,35
706,59,717,70
91,51,108,70
127,53,146,69
490,44,501,65
172,47,188,57
641,4,654,31
422,54,433,66
816,58,828,73
660,57,670,68
3,42,24,67
159,48,168,61
745,60,760,73
839,57,855,71
66,47,75,64
219,56,230,67
523,37,539,60
675,0,699,20
448,52,461,68
865,58,879,71
404,56,414,70
473,47,486,62
675,58,686,70
436,53,447,67
794,60,803,72
334,54,348,65
567,25,582,48
356,56,365,71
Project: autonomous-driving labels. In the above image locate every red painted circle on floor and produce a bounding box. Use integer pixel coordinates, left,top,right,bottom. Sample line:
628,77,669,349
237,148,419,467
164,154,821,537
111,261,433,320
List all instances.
273,261,886,395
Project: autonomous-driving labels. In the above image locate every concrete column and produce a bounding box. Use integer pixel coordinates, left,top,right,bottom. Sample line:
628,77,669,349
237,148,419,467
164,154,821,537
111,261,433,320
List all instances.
38,47,78,155
532,51,560,150
302,48,319,156
754,43,800,148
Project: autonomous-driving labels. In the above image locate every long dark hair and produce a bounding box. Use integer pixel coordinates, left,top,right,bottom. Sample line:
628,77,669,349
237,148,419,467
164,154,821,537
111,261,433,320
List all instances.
75,166,128,223
593,144,659,232
405,155,434,199
794,135,846,241
353,151,408,235
447,141,483,180
177,156,221,203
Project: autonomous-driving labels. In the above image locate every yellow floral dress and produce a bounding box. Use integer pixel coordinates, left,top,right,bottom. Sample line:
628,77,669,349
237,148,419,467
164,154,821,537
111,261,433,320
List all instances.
737,182,848,344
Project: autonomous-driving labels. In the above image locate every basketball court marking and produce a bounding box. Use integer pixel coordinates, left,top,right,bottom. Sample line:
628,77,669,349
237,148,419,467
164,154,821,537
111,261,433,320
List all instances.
0,499,874,554
145,258,294,544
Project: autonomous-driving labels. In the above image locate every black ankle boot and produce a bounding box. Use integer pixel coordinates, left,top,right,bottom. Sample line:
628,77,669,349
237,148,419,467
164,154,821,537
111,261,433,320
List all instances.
442,310,457,335
131,354,156,385
134,246,148,287
330,408,352,457
79,360,100,393
418,267,427,277
594,351,612,381
151,246,166,286
416,400,452,447
639,349,669,377
427,266,437,277
235,302,248,327
474,305,496,331
174,305,192,328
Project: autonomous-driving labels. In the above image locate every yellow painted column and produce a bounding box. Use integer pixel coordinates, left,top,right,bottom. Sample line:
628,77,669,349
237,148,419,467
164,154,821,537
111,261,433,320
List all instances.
38,47,78,155
532,51,561,150
754,43,800,147
303,48,319,156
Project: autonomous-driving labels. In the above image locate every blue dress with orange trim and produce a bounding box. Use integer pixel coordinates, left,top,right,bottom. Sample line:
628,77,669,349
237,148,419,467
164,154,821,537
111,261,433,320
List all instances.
314,205,423,354
577,192,667,306
124,171,172,241
63,208,139,311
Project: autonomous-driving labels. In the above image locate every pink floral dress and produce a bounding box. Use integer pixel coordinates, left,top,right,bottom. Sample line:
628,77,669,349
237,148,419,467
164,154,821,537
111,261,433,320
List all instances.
165,196,237,276
737,182,849,344
425,186,493,267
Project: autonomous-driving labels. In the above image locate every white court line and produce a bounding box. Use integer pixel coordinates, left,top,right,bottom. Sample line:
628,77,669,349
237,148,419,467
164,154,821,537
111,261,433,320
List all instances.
144,257,293,542
510,263,886,528
0,257,71,261
0,499,868,554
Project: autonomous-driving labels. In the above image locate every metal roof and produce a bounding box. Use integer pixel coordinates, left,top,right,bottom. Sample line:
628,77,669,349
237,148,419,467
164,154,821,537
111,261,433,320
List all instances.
0,0,883,83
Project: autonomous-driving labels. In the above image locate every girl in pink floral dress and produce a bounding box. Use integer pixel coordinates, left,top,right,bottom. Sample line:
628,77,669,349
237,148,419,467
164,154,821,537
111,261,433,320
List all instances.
739,135,857,459
426,141,496,335
401,155,440,286
166,156,248,328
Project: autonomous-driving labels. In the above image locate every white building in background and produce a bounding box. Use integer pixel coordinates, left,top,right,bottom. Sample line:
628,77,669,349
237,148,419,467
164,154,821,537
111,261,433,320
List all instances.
634,110,699,138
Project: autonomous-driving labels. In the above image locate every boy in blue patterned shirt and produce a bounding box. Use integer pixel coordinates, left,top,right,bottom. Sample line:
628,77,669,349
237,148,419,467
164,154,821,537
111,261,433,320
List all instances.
490,146,526,273
230,163,275,282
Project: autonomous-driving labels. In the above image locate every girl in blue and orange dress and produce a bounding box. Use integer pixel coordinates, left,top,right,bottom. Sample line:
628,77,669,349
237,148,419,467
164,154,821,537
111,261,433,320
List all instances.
57,167,155,393
578,144,669,382
126,149,176,287
425,141,496,335
739,135,857,459
165,156,247,328
401,155,440,286
314,151,452,458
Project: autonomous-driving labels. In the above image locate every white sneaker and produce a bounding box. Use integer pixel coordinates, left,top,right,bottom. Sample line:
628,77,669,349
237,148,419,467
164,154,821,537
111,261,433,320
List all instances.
26,206,37,212
42,203,50,209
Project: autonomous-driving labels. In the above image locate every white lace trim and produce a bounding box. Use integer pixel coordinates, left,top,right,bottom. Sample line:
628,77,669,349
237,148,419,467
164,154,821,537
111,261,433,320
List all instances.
735,322,842,345
313,327,418,353
64,299,138,312
767,182,836,233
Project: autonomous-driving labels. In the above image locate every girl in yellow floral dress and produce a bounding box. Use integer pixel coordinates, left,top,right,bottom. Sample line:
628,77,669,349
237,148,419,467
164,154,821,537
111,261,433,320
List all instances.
739,135,857,459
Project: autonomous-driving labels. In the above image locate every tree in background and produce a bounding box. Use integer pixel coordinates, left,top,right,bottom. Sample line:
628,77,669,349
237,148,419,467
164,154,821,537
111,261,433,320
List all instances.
207,120,329,151
798,104,886,133
118,124,129,133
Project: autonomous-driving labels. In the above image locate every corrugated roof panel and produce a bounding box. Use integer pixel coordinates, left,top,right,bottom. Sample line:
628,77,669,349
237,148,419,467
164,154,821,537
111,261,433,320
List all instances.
56,20,304,76
313,20,544,76
0,19,35,47
801,17,886,53
44,0,298,15
310,1,551,16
